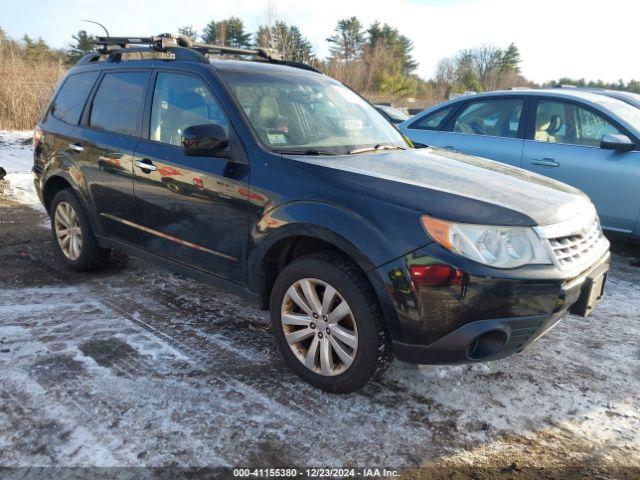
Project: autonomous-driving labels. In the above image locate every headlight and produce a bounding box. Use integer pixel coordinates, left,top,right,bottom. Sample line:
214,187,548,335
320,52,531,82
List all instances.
421,215,552,268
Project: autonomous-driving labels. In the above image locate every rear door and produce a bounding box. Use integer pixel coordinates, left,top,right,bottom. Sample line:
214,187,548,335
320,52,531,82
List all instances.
522,98,640,233
131,70,249,283
78,70,149,242
431,97,526,167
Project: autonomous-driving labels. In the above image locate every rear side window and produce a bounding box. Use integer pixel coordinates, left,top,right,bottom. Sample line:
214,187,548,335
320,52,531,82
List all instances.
89,72,148,136
50,72,99,125
453,99,523,138
410,106,453,130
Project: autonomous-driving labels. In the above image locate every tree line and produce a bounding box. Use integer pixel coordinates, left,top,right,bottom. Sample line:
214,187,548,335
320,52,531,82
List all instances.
2,20,640,102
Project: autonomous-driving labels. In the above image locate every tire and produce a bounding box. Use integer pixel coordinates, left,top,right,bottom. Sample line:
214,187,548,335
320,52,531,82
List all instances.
50,189,110,271
270,251,392,393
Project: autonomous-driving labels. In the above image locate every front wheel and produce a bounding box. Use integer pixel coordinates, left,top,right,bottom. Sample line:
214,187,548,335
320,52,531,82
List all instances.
270,252,392,393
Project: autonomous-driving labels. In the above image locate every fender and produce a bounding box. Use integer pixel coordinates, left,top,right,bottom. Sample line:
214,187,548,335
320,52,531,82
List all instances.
248,200,403,279
247,201,430,336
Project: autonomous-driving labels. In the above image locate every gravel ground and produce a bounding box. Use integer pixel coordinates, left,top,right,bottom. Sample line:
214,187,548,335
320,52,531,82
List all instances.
0,132,639,479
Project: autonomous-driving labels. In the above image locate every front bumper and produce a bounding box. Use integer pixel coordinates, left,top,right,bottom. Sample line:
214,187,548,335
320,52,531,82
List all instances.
376,244,610,365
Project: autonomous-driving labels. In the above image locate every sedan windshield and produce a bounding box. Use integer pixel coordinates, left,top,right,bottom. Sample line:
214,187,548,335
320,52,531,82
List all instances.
219,69,408,155
592,95,640,133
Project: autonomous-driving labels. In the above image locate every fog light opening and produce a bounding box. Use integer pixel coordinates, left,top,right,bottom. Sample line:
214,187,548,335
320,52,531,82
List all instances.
466,329,508,360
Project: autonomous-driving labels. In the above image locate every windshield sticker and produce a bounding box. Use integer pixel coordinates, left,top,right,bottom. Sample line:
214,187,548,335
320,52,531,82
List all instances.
267,132,288,144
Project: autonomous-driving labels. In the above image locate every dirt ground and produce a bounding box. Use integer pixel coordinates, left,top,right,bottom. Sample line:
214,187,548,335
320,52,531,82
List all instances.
0,192,639,478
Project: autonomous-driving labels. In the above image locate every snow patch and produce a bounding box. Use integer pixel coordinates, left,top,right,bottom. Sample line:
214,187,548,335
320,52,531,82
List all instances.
0,130,42,209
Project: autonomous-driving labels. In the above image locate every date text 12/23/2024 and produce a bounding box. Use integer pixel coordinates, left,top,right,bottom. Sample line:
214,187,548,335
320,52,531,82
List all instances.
233,468,400,477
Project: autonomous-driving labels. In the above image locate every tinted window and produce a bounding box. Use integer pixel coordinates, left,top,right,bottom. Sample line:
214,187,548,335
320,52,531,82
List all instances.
453,99,523,138
89,72,148,136
50,72,99,125
535,100,622,147
410,106,452,130
150,73,229,146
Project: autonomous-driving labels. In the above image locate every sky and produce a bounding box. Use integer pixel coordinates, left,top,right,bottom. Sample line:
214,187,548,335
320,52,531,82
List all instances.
1,0,638,84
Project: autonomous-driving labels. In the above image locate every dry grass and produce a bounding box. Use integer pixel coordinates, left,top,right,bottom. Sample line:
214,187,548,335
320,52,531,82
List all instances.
0,43,66,130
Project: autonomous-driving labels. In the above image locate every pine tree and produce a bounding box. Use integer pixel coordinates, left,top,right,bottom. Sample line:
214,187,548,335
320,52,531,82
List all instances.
326,17,364,62
202,17,251,48
365,22,417,75
500,43,521,73
67,30,96,64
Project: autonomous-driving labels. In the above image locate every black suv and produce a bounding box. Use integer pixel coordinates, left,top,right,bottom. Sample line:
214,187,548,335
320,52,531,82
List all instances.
33,35,610,393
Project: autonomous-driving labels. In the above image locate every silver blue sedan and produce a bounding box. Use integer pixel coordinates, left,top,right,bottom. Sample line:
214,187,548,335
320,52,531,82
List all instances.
399,89,640,239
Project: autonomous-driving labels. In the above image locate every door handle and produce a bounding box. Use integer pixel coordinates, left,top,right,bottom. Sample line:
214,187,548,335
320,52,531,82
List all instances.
531,158,560,168
69,142,84,152
444,145,459,152
135,159,157,172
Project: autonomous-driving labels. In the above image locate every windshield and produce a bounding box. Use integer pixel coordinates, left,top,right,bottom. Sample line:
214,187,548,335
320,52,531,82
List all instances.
592,95,640,132
219,69,408,154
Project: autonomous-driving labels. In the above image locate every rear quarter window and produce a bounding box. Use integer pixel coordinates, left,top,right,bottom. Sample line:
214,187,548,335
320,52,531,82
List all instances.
50,72,99,125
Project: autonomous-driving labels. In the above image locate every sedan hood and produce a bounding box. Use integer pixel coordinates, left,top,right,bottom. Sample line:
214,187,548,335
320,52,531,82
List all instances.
286,147,591,227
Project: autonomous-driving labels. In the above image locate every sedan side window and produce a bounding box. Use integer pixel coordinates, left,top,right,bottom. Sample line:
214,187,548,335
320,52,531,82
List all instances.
150,73,229,147
576,107,622,147
410,106,452,130
535,100,623,147
453,99,523,138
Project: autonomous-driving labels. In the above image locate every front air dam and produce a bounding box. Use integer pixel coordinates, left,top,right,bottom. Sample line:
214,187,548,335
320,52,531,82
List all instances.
392,313,565,365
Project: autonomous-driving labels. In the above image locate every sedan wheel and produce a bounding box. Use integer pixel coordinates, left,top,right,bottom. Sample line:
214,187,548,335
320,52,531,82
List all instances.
281,278,358,376
54,201,83,261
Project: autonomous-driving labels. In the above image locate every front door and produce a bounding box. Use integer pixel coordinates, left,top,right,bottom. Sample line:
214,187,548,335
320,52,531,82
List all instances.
432,97,525,167
522,99,640,233
131,70,249,283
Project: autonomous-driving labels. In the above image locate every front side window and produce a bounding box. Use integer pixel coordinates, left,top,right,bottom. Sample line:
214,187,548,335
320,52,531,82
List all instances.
89,72,148,136
535,100,623,147
218,70,407,154
150,73,229,146
50,72,99,125
453,99,523,138
410,106,453,131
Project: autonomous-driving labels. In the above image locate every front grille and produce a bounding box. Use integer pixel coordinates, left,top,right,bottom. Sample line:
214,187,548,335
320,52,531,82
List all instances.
547,218,605,269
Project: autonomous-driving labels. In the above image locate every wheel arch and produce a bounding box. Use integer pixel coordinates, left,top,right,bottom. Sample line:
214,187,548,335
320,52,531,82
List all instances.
248,202,404,335
42,172,103,236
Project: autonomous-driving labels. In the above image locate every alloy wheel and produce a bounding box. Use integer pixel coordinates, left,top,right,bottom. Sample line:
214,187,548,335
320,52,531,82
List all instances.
281,278,358,376
54,201,83,261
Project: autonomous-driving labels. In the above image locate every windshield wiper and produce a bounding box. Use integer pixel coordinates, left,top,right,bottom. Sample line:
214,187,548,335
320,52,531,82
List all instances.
349,144,407,155
272,148,336,156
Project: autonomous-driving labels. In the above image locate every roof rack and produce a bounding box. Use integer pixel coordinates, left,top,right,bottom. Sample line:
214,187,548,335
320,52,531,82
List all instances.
77,33,321,73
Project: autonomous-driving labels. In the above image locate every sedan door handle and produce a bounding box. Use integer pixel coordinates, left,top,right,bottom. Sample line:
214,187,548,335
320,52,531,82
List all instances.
69,142,84,152
444,145,459,152
135,159,157,172
531,158,560,168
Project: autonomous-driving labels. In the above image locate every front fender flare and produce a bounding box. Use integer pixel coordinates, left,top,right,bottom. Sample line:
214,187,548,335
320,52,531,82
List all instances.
247,201,418,337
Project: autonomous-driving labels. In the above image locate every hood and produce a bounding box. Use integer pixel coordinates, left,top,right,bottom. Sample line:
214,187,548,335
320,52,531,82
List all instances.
284,147,591,227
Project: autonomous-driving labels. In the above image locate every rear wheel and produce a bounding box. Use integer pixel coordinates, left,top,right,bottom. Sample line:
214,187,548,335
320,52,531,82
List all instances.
270,252,392,393
50,189,110,271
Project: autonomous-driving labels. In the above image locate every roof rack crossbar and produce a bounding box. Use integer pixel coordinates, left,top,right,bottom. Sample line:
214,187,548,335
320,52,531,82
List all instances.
89,33,320,73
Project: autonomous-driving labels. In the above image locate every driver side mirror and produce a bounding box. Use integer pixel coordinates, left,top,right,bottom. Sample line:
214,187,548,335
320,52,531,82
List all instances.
182,123,228,156
600,133,635,152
